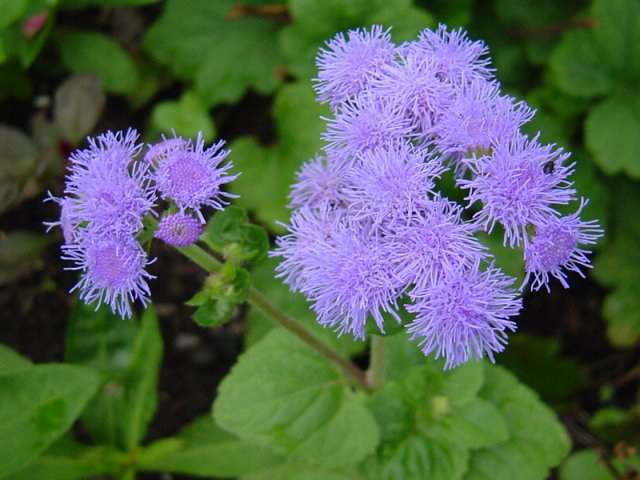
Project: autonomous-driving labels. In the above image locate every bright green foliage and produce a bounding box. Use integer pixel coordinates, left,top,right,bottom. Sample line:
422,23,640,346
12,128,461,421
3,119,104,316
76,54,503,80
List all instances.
0,363,100,477
214,329,379,467
65,303,163,450
57,31,140,94
138,415,282,477
559,449,640,480
0,344,31,374
151,90,216,141
362,336,570,480
144,0,284,106
0,0,56,67
549,0,640,177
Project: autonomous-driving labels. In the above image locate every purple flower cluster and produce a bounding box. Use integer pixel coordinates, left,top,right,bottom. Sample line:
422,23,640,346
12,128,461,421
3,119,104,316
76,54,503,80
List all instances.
48,130,235,318
274,25,603,368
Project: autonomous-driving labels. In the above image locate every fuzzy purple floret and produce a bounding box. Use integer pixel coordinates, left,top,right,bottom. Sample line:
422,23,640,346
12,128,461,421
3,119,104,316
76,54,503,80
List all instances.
153,133,237,222
155,212,203,247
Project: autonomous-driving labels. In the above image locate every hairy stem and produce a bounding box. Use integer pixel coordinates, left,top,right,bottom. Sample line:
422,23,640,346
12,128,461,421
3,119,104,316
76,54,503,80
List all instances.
177,244,371,391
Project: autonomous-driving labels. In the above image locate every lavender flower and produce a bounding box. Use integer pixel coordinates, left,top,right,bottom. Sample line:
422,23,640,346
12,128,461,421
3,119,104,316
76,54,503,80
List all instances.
153,133,236,222
343,143,445,224
143,135,190,167
523,199,603,291
388,198,488,289
44,194,78,245
64,128,155,237
63,232,155,318
433,78,534,159
314,25,397,109
322,93,415,162
155,212,203,247
406,263,520,369
408,24,494,84
459,134,576,247
289,154,349,209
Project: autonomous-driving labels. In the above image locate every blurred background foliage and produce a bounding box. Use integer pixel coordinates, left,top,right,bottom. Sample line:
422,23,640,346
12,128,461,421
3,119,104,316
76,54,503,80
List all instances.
0,0,639,479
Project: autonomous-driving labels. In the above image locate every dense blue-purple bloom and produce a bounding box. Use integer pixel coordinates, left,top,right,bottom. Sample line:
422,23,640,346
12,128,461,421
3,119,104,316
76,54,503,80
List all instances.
275,24,602,368
153,133,236,222
63,232,155,318
406,263,520,369
523,199,603,291
155,212,203,247
315,25,397,109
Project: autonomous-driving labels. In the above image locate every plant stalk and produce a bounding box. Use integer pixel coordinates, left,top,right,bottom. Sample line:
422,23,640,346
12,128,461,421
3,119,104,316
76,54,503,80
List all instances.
368,334,385,389
177,244,371,391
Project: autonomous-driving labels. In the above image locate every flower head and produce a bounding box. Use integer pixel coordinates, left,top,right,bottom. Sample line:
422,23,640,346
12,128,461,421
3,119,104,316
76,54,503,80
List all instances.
153,134,236,222
63,232,155,318
314,25,397,109
155,212,203,247
459,134,576,247
406,263,520,369
523,199,603,291
289,154,350,209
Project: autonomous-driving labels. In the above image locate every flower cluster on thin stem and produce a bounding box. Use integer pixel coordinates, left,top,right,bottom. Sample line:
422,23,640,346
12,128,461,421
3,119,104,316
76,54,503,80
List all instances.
47,130,236,318
274,24,603,369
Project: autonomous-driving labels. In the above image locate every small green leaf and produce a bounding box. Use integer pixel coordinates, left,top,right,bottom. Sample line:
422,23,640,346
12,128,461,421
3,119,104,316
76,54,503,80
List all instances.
139,416,282,477
559,449,616,480
193,298,235,327
57,31,139,94
214,329,379,467
0,364,100,477
151,90,215,141
0,343,31,375
585,95,640,177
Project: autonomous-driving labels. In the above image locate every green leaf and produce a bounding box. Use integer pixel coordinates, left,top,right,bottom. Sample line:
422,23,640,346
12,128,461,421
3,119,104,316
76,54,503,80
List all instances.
144,0,283,106
213,329,379,467
463,365,571,480
119,306,163,450
585,95,640,177
65,303,163,449
139,416,282,477
558,449,615,480
0,364,100,477
0,343,31,374
151,90,216,141
57,31,139,94
193,298,235,327
203,206,269,265
0,125,38,213
61,0,159,7
229,81,329,231
4,434,119,480
435,398,509,449
0,0,29,30
0,231,50,283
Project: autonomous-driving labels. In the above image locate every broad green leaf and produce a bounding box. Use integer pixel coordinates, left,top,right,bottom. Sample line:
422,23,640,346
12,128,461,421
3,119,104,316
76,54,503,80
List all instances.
119,306,163,450
61,0,159,7
435,398,509,449
229,82,328,230
463,365,571,480
144,0,283,106
559,449,615,480
0,0,55,67
4,434,119,480
382,331,425,382
0,364,100,477
0,343,30,374
585,95,640,178
364,432,469,480
57,31,139,94
601,286,640,346
440,360,484,407
214,329,379,467
151,90,215,141
0,231,50,283
243,465,358,480
139,416,282,477
0,0,29,30
0,125,38,213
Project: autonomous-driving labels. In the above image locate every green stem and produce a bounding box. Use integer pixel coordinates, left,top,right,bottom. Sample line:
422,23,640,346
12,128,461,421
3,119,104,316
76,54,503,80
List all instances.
177,244,371,391
368,335,385,389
